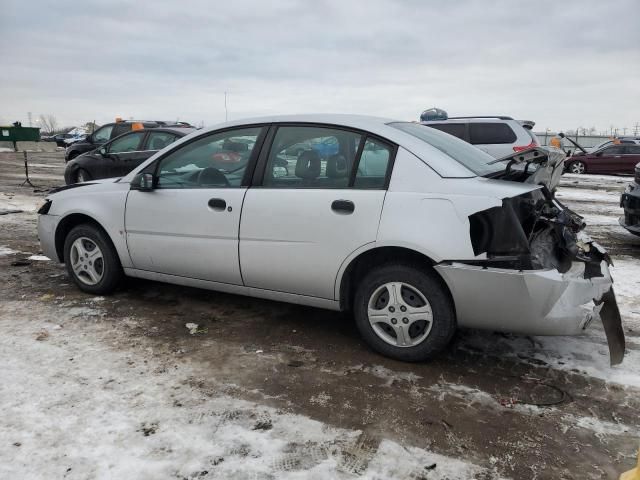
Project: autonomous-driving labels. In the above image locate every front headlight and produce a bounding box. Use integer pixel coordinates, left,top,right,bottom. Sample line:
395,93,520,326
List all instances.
37,199,52,215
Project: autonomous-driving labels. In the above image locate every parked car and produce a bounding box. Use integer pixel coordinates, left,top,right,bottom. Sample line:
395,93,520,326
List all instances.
37,115,624,364
64,127,193,184
619,162,640,236
587,137,640,153
421,116,539,158
53,133,75,147
566,144,640,175
64,120,192,162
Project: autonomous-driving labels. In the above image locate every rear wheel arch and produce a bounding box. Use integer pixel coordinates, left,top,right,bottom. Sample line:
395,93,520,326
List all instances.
338,246,454,314
54,213,117,263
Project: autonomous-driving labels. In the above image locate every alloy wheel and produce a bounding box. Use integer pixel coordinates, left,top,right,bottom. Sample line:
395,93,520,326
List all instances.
367,282,433,347
570,162,585,174
70,237,104,286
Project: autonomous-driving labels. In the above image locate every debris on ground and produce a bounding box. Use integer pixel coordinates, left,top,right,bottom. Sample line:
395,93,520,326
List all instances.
185,322,207,335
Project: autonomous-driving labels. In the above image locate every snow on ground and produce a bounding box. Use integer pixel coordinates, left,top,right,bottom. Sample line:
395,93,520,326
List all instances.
0,245,20,256
0,300,499,480
0,192,43,212
427,381,640,439
556,189,621,203
561,173,631,186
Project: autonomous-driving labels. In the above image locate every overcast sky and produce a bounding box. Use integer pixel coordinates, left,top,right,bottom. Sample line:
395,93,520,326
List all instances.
1,0,638,133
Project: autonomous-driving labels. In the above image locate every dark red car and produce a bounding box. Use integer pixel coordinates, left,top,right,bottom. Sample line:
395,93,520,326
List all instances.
566,144,640,175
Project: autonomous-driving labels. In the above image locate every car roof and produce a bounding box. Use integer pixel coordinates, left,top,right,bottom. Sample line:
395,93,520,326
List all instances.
421,117,514,123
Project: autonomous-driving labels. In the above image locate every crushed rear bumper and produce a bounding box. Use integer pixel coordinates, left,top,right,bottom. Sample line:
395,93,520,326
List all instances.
435,259,625,365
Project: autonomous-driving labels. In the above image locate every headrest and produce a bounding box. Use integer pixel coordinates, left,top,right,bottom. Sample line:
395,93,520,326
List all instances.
223,140,248,152
198,167,228,186
295,150,321,180
326,154,348,178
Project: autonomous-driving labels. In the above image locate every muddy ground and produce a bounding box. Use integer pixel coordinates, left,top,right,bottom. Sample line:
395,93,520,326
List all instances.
1,151,639,479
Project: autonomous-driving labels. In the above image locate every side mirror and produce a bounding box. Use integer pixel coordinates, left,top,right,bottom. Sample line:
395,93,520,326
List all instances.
99,147,108,157
130,172,154,191
595,151,603,157
86,135,93,144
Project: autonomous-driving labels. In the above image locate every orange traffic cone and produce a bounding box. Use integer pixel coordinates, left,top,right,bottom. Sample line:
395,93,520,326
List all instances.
621,448,640,480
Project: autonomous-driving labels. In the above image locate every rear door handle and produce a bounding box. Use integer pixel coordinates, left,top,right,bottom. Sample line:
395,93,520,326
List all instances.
208,198,227,211
331,199,355,214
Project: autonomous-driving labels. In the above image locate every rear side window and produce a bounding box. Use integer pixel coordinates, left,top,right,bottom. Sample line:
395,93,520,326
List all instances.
354,138,393,189
263,126,362,189
469,123,517,145
625,145,640,154
424,123,465,140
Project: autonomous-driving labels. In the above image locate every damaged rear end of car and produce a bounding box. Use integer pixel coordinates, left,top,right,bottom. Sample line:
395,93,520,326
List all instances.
434,148,625,365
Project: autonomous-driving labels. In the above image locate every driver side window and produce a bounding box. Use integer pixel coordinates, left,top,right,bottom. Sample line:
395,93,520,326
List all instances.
155,127,263,189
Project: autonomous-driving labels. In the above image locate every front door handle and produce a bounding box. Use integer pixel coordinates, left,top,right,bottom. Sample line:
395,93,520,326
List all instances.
331,199,355,214
208,198,227,211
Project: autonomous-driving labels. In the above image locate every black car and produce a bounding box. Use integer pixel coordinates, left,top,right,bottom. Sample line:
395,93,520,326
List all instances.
620,162,640,236
64,120,192,161
64,127,193,184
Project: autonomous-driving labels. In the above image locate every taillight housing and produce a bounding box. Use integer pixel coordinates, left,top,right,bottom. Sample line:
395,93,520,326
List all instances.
513,141,537,152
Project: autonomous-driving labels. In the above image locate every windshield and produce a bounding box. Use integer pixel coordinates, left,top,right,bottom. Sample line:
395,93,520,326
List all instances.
388,122,505,176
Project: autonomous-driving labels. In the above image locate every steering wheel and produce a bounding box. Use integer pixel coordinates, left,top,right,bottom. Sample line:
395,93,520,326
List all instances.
196,167,230,186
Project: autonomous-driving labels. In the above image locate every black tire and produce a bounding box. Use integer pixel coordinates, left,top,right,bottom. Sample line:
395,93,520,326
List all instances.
63,224,123,295
353,263,456,362
75,168,91,183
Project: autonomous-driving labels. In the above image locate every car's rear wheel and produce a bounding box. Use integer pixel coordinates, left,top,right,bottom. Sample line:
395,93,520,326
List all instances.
76,168,91,183
63,224,123,294
353,263,456,362
568,160,586,174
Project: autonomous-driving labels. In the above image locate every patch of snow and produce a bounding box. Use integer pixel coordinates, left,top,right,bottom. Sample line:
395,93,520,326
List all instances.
361,364,422,386
611,256,640,332
0,245,19,256
0,147,14,153
428,380,639,439
1,300,496,479
27,255,50,261
556,189,621,203
579,214,622,226
0,193,43,212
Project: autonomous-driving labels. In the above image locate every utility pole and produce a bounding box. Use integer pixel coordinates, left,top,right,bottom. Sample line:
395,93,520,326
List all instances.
27,112,32,127
224,92,228,122
634,122,639,136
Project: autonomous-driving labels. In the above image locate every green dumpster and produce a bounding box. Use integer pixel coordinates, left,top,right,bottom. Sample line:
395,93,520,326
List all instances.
0,125,41,142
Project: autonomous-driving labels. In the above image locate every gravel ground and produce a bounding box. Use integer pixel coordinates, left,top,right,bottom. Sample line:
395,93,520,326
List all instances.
1,152,639,479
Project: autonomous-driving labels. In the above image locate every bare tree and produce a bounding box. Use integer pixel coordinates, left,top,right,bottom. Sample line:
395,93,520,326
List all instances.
38,114,58,135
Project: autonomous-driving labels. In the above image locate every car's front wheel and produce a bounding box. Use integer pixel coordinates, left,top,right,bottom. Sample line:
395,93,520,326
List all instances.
76,168,91,183
353,264,456,362
568,160,586,174
63,224,123,294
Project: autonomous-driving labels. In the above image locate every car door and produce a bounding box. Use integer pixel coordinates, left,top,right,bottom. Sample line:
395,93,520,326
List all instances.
124,126,266,284
103,131,146,178
590,146,625,174
240,124,395,299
